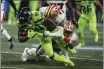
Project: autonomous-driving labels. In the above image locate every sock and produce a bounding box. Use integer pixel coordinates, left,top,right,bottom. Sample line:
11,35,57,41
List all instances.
1,29,11,40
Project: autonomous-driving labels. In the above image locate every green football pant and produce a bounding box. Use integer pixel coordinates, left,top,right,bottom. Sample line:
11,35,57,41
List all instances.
29,0,39,11
78,14,98,43
35,33,74,65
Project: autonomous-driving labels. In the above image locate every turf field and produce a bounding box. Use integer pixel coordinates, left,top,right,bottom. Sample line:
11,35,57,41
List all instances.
1,22,103,69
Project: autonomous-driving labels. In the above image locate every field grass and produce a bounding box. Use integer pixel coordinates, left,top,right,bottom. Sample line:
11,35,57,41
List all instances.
1,22,103,69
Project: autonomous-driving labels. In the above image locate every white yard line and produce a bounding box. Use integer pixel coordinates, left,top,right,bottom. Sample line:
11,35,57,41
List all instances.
1,51,22,55
1,67,19,69
1,66,102,69
69,57,103,61
75,47,103,51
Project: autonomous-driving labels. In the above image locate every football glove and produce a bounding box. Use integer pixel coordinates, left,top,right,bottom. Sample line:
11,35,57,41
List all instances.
43,30,50,36
28,29,36,38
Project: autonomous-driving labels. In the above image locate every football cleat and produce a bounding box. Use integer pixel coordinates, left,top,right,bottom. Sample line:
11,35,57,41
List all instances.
94,33,99,42
68,48,77,54
66,59,75,66
8,36,14,49
21,48,29,61
76,41,85,48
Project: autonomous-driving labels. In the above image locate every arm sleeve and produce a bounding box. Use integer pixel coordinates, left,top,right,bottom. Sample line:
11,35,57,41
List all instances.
49,26,64,37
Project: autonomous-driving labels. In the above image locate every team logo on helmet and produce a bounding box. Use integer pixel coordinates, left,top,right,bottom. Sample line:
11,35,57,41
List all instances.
19,7,31,22
44,4,60,17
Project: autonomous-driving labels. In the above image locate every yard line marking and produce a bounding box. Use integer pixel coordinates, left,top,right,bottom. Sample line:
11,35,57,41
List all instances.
75,47,103,51
1,67,19,69
1,51,103,61
1,66,102,69
1,51,22,55
73,55,92,58
69,57,103,61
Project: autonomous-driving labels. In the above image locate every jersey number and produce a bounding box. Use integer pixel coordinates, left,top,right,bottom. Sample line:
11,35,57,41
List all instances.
81,5,92,12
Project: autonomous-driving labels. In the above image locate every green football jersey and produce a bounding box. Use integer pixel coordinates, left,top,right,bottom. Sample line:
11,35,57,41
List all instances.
76,0,96,15
29,11,46,33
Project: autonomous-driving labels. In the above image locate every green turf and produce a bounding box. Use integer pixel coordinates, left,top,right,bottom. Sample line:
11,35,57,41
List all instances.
1,22,103,69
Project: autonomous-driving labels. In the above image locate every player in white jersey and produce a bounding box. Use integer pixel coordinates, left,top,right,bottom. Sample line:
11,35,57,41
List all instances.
41,0,78,27
46,0,67,15
21,5,78,66
1,1,14,49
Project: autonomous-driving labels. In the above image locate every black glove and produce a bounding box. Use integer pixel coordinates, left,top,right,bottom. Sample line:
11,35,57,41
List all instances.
72,19,78,28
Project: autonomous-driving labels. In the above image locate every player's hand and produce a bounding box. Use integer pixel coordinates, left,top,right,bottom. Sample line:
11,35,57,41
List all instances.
72,19,79,28
43,30,50,36
28,29,36,38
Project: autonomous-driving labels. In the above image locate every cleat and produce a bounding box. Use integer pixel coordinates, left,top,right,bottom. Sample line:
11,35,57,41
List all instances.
76,42,85,48
66,59,75,66
94,33,99,42
21,48,29,61
68,48,77,54
8,36,14,49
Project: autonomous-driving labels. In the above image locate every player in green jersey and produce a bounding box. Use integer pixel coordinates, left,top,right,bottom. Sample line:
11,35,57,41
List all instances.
75,0,103,47
17,6,75,66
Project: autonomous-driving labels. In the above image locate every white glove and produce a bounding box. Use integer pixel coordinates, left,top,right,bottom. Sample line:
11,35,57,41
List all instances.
44,30,50,36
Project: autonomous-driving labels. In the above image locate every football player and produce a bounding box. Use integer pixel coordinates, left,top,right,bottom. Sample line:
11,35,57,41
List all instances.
41,0,78,28
21,21,78,63
17,6,75,66
1,0,17,49
76,0,103,47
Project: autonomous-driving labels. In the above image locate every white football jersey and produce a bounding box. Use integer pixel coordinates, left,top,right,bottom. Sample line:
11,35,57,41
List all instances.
46,0,67,17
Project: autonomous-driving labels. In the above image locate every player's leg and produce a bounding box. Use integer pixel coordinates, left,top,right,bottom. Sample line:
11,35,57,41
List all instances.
1,8,14,49
42,36,74,66
1,24,14,49
29,0,39,11
77,15,87,47
21,48,37,61
89,15,98,42
21,45,44,61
